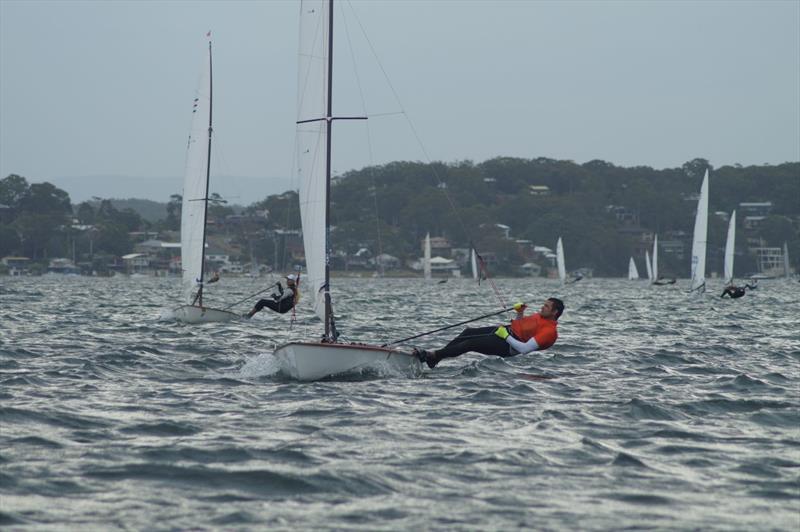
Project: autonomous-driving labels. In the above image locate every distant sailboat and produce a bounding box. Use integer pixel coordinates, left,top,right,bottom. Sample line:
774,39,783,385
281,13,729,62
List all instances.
271,0,418,380
783,242,791,278
645,250,653,283
628,257,639,280
556,237,566,285
651,234,676,285
471,248,479,282
174,37,238,324
689,170,709,293
423,233,432,281
652,234,659,283
724,210,736,286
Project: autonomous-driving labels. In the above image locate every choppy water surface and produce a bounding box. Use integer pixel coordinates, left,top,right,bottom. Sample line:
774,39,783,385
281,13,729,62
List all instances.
1,275,798,530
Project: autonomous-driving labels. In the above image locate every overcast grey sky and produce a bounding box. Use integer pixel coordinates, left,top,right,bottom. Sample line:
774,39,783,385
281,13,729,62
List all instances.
1,0,798,201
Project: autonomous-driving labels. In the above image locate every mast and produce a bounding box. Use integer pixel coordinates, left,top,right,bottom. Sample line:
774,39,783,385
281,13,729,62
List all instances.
323,0,334,340
197,38,213,307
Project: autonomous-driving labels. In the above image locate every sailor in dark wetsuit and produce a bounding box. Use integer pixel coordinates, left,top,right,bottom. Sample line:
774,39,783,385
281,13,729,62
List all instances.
245,274,299,318
721,284,746,299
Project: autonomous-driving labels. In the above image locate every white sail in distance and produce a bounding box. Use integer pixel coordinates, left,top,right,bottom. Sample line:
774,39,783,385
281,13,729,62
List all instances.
690,170,709,293
628,257,639,280
471,249,479,281
652,234,659,283
645,250,653,282
724,210,736,285
423,233,431,280
556,237,566,285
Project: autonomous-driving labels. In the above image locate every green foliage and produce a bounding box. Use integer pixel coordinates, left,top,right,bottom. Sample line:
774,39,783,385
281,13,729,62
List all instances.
2,158,798,277
0,224,21,256
314,157,800,276
164,194,182,231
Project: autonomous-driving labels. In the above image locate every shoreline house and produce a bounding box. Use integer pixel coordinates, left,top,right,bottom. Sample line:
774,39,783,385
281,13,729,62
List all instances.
2,256,31,276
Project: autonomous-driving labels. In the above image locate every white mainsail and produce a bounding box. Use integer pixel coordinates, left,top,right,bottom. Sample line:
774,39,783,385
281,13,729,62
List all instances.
556,237,566,284
724,210,736,285
471,249,479,281
652,234,659,283
295,0,330,324
181,42,212,306
272,0,418,380
172,38,238,324
628,257,639,280
423,233,432,280
645,250,653,282
690,170,709,293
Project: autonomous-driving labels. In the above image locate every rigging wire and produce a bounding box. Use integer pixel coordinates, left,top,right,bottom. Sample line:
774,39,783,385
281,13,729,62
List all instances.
339,0,386,275
343,0,508,309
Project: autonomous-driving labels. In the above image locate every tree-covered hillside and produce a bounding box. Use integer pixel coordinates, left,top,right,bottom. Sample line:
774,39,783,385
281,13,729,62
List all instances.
325,157,799,276
2,156,798,277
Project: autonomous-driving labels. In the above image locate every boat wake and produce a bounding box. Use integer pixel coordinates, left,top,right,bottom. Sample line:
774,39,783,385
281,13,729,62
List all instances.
238,353,282,378
157,308,177,321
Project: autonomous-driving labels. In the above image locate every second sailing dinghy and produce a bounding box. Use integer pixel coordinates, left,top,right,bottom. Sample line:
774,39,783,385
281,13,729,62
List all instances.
174,37,239,324
689,170,709,294
272,0,419,381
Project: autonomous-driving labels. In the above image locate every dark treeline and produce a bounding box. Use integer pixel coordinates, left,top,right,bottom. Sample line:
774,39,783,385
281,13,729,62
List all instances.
1,156,798,276
317,157,798,276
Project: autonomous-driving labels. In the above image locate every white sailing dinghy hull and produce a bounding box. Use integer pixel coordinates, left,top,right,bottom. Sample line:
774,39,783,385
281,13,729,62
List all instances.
174,305,239,324
273,342,421,381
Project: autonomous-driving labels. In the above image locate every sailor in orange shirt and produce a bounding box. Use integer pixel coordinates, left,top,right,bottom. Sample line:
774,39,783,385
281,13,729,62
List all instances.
413,298,563,369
